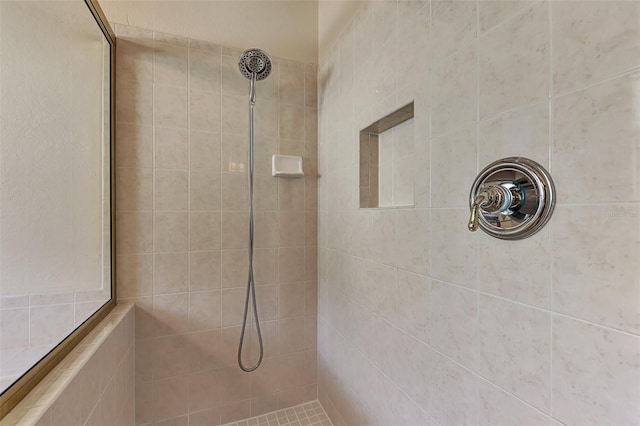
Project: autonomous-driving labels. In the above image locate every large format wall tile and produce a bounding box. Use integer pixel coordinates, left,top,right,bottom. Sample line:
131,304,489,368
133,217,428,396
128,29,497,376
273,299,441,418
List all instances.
553,204,640,334
553,316,640,425
553,72,640,204
317,1,640,425
552,1,640,95
478,295,551,413
479,1,549,118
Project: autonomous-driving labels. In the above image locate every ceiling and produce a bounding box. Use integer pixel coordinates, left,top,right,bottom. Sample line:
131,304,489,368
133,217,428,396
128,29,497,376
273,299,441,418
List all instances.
100,0,363,63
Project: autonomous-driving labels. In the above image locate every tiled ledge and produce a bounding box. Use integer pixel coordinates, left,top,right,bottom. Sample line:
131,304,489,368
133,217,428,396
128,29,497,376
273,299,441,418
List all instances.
0,304,135,426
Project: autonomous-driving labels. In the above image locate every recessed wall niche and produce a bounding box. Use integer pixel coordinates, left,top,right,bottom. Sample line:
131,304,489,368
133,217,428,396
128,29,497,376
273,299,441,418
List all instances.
359,102,415,208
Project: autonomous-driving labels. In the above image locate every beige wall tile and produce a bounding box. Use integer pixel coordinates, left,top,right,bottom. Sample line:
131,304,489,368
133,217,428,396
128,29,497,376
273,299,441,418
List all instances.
116,212,153,254
189,290,222,331
221,95,246,136
429,281,478,369
221,173,248,212
187,330,231,373
189,251,221,291
221,288,245,327
189,407,221,426
355,259,397,322
479,228,552,309
116,79,153,125
431,0,477,63
221,212,248,249
116,167,153,211
278,317,306,354
280,60,305,106
552,1,640,94
152,375,189,421
254,248,279,284
278,248,305,283
254,176,278,211
190,171,221,211
155,169,188,211
278,212,304,247
254,212,279,248
256,285,279,321
154,212,189,252
190,131,221,172
316,1,639,425
421,348,479,426
153,293,189,337
431,126,477,207
431,43,477,136
190,90,221,133
553,315,640,425
112,26,316,425
396,209,430,275
553,72,640,203
219,365,251,405
116,123,153,168
478,101,550,169
154,253,189,294
117,38,153,83
155,127,188,169
190,212,221,251
397,3,430,88
430,208,478,288
479,1,539,33
478,295,551,412
478,379,550,426
190,50,221,94
0,308,29,349
189,39,220,54
396,270,430,343
278,178,305,211
279,283,305,319
155,85,188,128
153,334,188,380
369,209,396,266
279,104,305,140
221,55,247,97
154,42,188,87
304,68,318,109
479,2,550,118
221,133,247,173
117,254,153,298
221,249,248,288
553,205,640,334
255,99,279,139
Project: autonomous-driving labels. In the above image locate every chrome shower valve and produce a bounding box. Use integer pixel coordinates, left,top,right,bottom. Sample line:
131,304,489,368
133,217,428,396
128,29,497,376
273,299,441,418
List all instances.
468,183,522,232
468,157,555,240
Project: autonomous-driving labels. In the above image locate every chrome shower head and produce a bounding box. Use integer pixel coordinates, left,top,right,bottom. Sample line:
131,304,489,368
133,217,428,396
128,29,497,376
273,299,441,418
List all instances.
238,48,272,81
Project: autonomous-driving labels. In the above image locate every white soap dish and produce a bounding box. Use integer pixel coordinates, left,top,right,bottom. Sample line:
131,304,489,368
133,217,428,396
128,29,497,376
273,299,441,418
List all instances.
272,155,304,178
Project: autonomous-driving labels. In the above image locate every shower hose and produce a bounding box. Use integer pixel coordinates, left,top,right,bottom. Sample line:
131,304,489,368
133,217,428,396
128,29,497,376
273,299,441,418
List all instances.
237,73,264,372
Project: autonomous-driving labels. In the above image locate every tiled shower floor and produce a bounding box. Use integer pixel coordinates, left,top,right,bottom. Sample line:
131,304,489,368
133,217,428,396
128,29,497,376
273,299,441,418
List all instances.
223,401,333,426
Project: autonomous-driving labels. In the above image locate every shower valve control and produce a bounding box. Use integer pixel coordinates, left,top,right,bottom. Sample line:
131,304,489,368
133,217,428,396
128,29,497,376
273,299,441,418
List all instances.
468,157,555,240
468,182,524,232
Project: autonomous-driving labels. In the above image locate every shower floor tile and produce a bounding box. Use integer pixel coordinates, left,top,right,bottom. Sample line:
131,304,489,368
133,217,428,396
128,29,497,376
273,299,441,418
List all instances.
223,400,333,426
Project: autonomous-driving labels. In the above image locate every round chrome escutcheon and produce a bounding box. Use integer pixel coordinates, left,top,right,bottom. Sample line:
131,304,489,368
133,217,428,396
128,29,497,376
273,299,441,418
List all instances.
469,157,555,240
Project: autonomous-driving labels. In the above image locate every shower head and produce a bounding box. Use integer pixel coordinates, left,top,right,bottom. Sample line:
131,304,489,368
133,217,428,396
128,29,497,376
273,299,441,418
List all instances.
238,48,272,81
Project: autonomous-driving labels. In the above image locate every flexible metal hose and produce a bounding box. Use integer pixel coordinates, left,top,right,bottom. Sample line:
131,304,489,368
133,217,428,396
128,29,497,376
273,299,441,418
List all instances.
237,73,264,372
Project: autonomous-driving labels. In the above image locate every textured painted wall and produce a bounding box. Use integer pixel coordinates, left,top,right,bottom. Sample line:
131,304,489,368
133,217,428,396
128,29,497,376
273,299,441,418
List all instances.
112,24,318,425
317,1,640,425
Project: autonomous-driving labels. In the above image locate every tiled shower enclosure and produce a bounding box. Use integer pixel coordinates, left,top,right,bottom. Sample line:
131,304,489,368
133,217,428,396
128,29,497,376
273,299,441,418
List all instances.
113,24,319,425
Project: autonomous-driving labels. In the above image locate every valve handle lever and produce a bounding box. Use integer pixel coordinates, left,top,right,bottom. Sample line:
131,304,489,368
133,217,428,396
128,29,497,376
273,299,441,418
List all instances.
468,194,487,232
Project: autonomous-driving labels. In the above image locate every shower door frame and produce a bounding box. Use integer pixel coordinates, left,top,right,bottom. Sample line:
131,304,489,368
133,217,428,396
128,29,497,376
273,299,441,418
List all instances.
0,0,117,418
